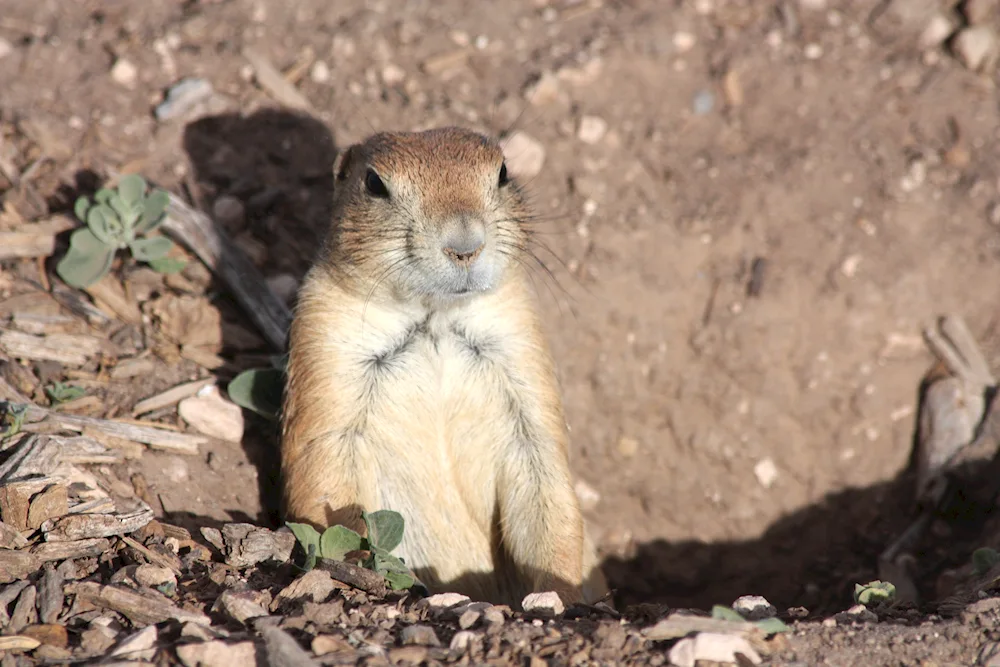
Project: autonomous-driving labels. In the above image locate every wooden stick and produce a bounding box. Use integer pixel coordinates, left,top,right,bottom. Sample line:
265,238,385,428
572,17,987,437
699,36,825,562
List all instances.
162,194,291,352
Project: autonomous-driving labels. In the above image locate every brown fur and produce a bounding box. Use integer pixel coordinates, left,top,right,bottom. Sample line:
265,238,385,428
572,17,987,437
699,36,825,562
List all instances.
280,127,609,607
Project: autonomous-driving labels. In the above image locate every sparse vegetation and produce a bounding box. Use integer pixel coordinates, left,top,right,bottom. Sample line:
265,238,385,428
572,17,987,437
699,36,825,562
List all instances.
56,174,185,288
853,581,896,607
44,381,85,405
287,509,416,591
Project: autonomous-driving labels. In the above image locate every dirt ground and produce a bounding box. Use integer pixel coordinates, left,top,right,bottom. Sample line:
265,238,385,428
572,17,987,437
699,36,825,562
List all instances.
3,0,1000,664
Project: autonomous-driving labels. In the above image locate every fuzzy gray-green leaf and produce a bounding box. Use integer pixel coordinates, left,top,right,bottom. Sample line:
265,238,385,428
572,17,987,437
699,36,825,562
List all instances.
363,510,405,553
118,174,146,206
137,189,169,234
94,188,114,205
130,236,174,262
74,196,91,222
286,522,321,556
319,525,363,561
754,618,790,635
87,204,127,247
228,368,283,420
147,256,187,274
383,570,415,591
56,228,115,288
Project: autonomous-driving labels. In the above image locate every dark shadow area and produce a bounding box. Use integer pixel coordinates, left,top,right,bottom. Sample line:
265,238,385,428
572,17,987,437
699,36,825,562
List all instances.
178,108,339,530
601,447,1000,618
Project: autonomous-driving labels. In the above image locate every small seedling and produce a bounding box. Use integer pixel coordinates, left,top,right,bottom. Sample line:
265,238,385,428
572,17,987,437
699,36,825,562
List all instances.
0,402,28,441
710,605,790,635
57,174,185,289
972,547,1000,575
853,580,896,607
228,354,287,420
45,382,85,405
287,509,415,591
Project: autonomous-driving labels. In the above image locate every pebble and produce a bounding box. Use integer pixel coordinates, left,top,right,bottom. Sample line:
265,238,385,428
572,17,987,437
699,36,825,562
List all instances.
673,31,696,53
834,604,878,624
450,630,477,651
110,58,138,88
732,595,777,620
154,78,217,122
754,458,778,488
134,565,176,590
919,13,958,50
803,43,824,59
458,609,480,629
502,131,546,179
577,116,608,144
692,90,715,115
401,624,441,646
310,60,330,83
840,254,862,277
483,606,505,626
522,591,564,616
162,456,190,483
382,63,406,85
617,436,639,457
0,38,12,60
523,71,562,105
217,590,269,624
669,632,762,667
110,626,158,660
178,385,245,442
417,592,470,612
952,26,999,72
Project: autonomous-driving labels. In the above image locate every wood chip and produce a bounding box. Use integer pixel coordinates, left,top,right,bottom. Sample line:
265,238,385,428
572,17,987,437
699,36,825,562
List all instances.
32,537,110,562
37,565,65,624
0,231,57,259
315,558,388,597
132,378,214,416
0,330,105,366
242,47,314,111
260,624,319,667
41,503,153,541
0,519,29,549
176,640,258,667
17,410,205,455
0,636,41,651
72,581,211,626
111,357,158,380
26,484,68,529
421,48,470,75
0,551,39,584
84,275,143,325
222,523,296,568
10,584,37,632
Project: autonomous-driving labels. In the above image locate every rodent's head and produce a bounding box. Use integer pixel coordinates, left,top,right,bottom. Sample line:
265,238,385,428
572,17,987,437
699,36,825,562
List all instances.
325,127,529,300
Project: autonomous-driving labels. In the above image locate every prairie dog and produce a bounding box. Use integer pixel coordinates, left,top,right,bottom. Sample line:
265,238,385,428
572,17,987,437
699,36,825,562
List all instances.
280,126,608,607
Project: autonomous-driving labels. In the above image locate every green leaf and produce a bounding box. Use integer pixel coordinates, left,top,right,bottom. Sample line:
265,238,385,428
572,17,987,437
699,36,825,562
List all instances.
56,228,116,288
147,256,187,274
87,204,127,247
107,192,133,228
94,188,114,204
383,570,415,591
304,543,317,572
129,236,174,262
45,382,86,405
853,581,896,606
318,525,363,561
286,521,321,563
74,196,91,222
754,618,790,635
227,368,284,421
118,174,146,206
973,548,1000,575
362,510,405,553
370,547,410,575
710,605,746,622
137,189,169,234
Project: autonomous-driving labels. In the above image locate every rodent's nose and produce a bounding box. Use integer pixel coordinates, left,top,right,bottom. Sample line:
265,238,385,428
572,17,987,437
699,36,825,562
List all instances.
442,227,485,268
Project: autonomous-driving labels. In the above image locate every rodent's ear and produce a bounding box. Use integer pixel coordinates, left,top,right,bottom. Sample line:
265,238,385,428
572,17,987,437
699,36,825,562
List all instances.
333,145,356,182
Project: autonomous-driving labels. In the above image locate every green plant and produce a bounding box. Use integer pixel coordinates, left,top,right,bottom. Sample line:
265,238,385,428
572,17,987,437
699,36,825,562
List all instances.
0,402,28,441
853,580,896,607
287,509,415,591
57,174,185,288
227,354,286,420
973,548,1000,575
710,605,790,636
45,382,85,405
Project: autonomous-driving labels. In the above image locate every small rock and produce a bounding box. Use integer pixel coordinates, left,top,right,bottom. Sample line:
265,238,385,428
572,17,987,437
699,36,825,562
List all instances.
483,606,505,627
310,60,331,83
161,456,190,483
271,569,335,610
574,479,601,512
21,624,68,649
416,592,470,612
919,12,959,50
952,25,999,72
450,630,478,651
134,565,176,590
732,595,777,620
178,385,245,442
212,196,246,233
110,625,157,660
110,58,138,88
753,458,779,488
218,590,269,624
577,116,608,144
502,131,546,180
673,31,696,52
835,604,878,624
0,38,13,60
522,591,565,616
669,632,762,667
200,526,225,552
617,436,639,457
177,640,258,667
840,254,862,278
382,64,406,85
401,624,441,646
692,90,715,115
803,43,823,59
458,608,481,629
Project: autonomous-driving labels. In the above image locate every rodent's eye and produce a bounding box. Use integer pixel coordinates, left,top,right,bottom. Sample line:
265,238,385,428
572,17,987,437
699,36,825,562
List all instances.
498,162,509,188
365,169,389,198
